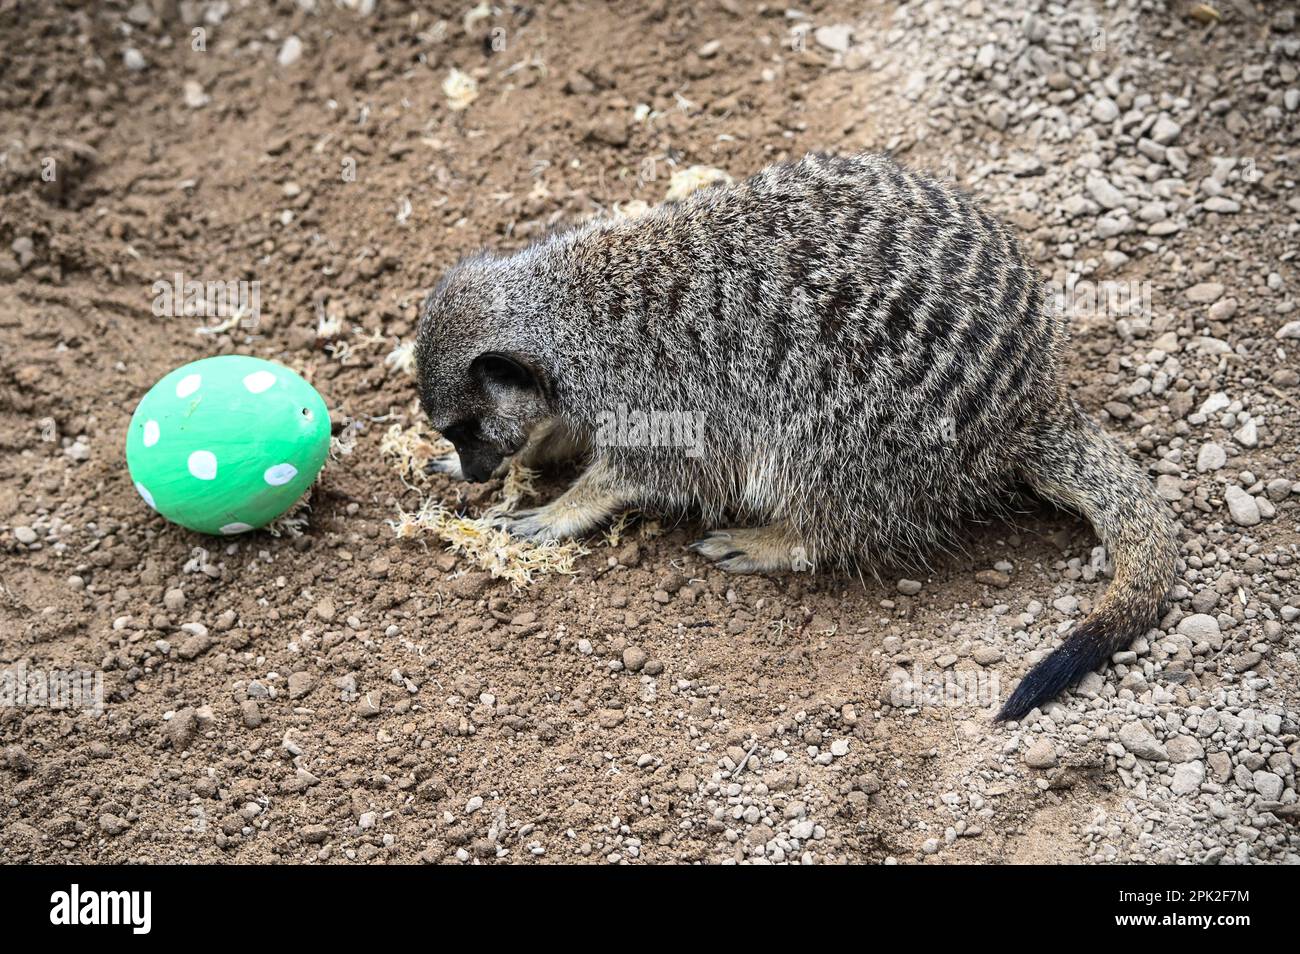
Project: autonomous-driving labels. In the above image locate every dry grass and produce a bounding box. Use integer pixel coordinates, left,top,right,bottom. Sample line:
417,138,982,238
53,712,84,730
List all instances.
391,500,586,587
379,421,445,484
382,420,581,585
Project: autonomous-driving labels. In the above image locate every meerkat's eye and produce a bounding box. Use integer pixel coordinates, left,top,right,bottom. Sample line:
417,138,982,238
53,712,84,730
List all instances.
441,420,479,445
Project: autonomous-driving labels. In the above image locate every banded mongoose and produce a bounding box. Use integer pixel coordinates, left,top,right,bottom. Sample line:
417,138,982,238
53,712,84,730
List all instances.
413,152,1179,720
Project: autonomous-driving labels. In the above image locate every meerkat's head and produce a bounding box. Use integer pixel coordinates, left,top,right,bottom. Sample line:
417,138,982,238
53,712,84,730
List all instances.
414,255,552,482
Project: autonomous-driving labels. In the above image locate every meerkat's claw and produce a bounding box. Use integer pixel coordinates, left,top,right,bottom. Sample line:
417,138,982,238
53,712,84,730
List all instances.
690,527,812,574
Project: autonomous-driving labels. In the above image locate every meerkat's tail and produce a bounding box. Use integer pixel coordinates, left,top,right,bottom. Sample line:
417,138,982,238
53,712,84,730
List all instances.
996,403,1178,721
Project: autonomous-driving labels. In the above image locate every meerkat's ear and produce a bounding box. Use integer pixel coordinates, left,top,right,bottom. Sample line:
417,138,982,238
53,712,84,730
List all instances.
471,351,542,396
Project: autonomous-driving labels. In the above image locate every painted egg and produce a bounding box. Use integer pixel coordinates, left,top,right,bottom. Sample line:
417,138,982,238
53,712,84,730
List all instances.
125,356,331,535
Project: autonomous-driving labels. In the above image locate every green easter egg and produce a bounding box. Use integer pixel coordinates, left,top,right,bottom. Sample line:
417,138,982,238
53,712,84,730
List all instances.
125,356,330,535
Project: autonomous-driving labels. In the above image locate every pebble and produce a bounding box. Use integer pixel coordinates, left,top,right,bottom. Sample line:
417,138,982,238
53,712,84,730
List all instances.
278,36,303,67
1252,771,1284,801
163,587,186,612
1117,722,1167,761
1091,97,1119,123
13,526,37,544
622,647,647,672
288,671,315,699
1166,736,1205,763
1176,613,1221,642
1186,282,1225,304
1224,486,1261,526
1170,761,1204,796
1024,739,1058,769
1196,442,1226,472
814,24,853,53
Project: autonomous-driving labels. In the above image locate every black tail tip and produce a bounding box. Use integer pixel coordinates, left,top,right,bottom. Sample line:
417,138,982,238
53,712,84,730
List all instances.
995,626,1111,722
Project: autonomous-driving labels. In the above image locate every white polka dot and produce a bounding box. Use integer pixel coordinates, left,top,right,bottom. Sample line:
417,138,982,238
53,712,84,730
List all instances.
264,463,298,486
243,370,277,394
143,419,160,447
175,373,201,398
135,482,156,509
188,450,217,480
220,522,253,535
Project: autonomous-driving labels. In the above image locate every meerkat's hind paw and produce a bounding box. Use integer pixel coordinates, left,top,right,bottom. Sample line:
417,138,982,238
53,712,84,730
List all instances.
690,527,812,574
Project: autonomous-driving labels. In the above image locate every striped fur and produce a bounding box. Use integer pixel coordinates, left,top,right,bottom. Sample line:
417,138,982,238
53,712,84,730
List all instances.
414,152,1178,717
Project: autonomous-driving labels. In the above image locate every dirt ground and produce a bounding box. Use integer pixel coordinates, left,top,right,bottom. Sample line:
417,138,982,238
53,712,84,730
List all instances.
1,1,1297,864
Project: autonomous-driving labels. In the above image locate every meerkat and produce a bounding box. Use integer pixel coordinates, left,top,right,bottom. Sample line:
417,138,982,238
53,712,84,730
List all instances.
413,152,1179,721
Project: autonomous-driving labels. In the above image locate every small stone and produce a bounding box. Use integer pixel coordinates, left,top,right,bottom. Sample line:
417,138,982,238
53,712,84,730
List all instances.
123,48,147,71
1024,739,1058,769
302,824,329,844
1207,751,1232,783
1166,736,1205,763
1224,486,1260,527
1252,771,1284,801
1092,97,1119,123
1170,761,1204,796
13,526,37,545
1196,442,1226,472
288,671,315,699
163,588,186,612
1208,298,1237,321
896,579,922,596
167,707,200,749
278,36,303,67
177,632,214,660
1151,115,1182,145
1186,282,1225,304
622,647,647,672
830,738,850,757
240,699,262,728
972,646,1004,665
314,597,336,621
813,24,853,53
183,80,209,109
1118,721,1167,761
1176,614,1221,642
1086,176,1127,210
100,813,130,835
974,569,1010,588
1052,595,1079,615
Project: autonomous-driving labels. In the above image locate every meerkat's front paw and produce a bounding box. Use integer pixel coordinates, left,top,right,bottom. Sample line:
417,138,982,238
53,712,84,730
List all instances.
494,507,567,542
494,495,617,542
690,527,813,574
425,451,465,481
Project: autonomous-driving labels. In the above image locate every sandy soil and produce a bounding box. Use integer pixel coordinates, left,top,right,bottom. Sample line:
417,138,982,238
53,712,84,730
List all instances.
1,0,1297,864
